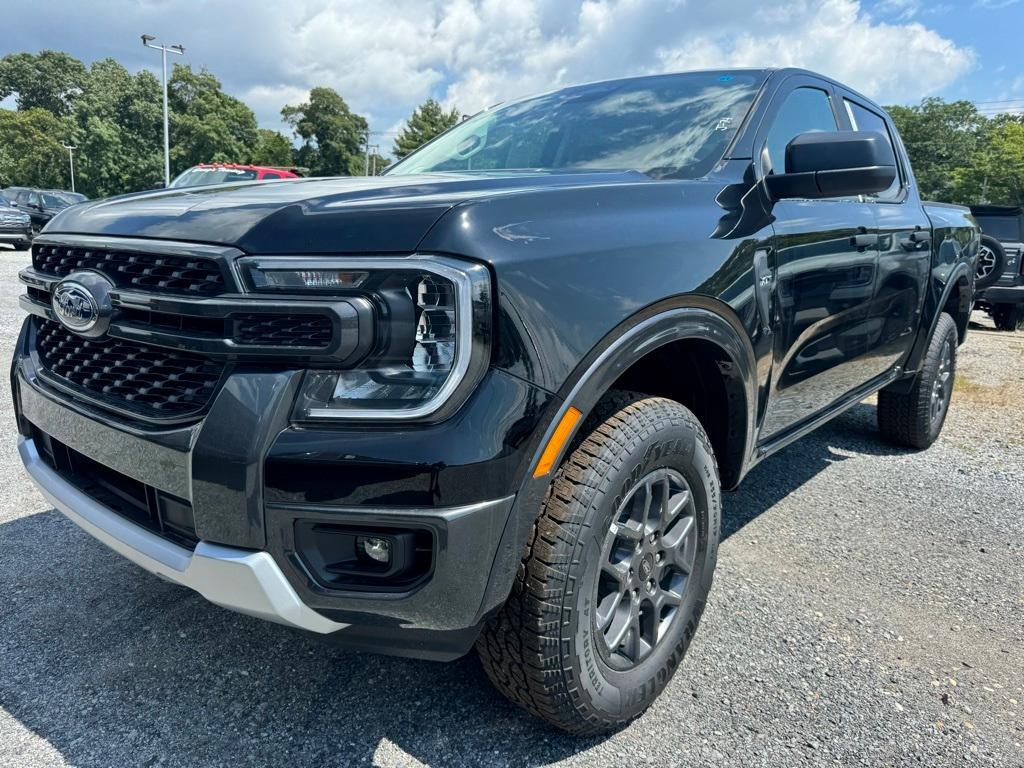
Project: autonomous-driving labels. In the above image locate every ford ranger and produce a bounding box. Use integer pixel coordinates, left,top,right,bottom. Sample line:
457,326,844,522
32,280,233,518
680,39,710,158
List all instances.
12,68,977,734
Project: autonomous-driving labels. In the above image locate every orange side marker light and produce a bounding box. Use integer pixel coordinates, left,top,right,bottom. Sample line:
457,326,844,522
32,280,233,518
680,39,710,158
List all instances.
533,406,582,478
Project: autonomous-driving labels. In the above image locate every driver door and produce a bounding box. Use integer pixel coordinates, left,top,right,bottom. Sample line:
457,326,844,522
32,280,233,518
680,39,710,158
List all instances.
758,79,883,440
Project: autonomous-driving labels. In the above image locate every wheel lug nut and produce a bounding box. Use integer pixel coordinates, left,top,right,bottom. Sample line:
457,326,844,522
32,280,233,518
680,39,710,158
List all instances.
649,532,657,543
655,552,663,564
646,578,656,593
632,588,639,599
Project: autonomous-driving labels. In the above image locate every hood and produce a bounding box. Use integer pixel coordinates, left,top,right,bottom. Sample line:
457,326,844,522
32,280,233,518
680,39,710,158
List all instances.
44,171,647,254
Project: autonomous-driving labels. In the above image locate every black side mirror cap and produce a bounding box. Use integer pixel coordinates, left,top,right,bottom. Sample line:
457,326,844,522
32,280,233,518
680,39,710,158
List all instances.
765,130,897,200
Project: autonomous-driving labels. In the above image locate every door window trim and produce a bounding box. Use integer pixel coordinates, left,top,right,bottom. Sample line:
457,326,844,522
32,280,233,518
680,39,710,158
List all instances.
752,75,852,202
838,95,908,204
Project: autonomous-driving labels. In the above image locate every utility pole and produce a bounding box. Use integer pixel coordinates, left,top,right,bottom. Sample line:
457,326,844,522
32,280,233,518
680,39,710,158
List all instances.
363,130,371,176
370,144,380,175
63,144,76,193
142,34,185,187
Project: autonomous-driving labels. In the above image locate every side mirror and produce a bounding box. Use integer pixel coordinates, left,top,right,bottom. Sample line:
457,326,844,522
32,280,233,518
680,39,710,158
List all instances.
765,130,897,200
150,182,166,190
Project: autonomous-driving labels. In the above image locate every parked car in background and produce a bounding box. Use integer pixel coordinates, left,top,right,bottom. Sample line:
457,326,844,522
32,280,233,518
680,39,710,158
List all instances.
0,198,32,250
1,188,88,238
970,205,1024,331
168,163,300,189
12,68,978,735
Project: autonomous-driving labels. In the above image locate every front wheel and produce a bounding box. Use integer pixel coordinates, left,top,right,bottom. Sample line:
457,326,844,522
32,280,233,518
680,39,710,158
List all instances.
878,312,958,449
477,392,721,734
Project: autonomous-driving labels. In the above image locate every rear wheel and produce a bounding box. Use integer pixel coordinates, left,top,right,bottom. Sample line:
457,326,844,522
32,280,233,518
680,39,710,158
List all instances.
477,392,720,734
991,303,1024,332
878,312,957,449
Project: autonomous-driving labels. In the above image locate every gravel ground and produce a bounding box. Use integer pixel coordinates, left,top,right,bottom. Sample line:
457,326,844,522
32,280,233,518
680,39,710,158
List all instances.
0,245,1021,767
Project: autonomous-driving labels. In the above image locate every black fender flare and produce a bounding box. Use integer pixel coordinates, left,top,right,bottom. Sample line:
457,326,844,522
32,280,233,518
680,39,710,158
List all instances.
903,261,974,379
474,297,758,622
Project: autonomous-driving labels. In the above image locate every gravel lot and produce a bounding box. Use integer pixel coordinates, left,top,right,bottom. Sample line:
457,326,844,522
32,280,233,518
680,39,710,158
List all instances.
0,246,1021,767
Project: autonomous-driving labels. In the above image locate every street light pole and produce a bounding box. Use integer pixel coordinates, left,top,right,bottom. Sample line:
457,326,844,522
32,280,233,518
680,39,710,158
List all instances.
62,144,76,193
141,34,185,187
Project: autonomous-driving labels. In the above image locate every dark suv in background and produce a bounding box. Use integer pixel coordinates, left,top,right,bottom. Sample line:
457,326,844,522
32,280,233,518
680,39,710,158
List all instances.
0,198,33,250
971,205,1024,331
1,187,88,240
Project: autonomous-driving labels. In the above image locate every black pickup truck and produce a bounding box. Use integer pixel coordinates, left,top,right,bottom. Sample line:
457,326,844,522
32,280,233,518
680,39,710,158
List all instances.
12,68,977,734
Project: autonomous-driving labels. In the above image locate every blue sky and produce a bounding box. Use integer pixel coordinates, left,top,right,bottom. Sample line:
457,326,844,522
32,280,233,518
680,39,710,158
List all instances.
3,0,1022,149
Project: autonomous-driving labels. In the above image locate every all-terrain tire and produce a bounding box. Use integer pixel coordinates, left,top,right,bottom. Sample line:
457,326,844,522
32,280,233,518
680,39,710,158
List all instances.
877,312,957,449
476,391,721,734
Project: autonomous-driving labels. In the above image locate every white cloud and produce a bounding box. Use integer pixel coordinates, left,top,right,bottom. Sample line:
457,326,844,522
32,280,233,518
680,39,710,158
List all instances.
4,0,975,139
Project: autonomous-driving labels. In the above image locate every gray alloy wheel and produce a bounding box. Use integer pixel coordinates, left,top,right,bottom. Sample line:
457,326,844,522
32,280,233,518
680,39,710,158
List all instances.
595,467,697,670
930,336,953,425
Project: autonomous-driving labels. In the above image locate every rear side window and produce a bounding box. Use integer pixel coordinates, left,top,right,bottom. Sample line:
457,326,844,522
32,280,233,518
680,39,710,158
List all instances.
844,100,901,200
764,87,837,174
976,216,1022,242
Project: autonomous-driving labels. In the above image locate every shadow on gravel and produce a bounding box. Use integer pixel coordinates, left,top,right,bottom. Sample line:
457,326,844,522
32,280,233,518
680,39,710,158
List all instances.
721,402,911,539
0,402,908,767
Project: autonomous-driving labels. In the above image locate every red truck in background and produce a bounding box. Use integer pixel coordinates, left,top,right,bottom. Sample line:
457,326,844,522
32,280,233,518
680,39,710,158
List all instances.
169,163,300,188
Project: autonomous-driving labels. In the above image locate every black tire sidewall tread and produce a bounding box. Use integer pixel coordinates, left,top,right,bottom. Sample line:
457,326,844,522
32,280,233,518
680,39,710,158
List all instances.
976,235,1006,290
477,391,721,735
878,312,958,449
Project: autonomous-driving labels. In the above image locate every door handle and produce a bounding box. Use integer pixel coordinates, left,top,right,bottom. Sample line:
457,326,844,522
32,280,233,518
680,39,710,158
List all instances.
850,233,879,248
909,231,931,243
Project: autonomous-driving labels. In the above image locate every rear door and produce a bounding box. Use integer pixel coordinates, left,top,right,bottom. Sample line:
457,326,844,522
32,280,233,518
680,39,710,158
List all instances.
839,92,930,373
757,77,884,439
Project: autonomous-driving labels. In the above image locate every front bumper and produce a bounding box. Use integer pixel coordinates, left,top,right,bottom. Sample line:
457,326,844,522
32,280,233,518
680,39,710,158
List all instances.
0,226,31,244
20,436,345,634
13,325,554,657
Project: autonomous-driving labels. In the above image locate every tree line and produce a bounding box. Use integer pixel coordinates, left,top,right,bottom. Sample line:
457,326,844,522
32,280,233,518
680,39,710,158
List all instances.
2,50,1023,208
0,50,460,197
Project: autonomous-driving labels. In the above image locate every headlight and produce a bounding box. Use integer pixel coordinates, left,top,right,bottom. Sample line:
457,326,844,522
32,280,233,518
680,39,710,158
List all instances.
237,255,491,420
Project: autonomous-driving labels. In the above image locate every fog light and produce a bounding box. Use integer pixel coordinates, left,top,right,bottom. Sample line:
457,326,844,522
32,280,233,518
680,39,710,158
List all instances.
357,536,392,564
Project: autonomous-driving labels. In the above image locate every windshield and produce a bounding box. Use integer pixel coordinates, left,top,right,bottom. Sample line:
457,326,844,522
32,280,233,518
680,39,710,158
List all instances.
41,193,78,208
170,167,259,188
387,71,764,179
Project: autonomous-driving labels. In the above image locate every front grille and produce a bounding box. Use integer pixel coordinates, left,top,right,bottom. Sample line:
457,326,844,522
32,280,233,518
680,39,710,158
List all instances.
34,319,225,420
33,243,226,296
33,428,198,549
233,314,333,348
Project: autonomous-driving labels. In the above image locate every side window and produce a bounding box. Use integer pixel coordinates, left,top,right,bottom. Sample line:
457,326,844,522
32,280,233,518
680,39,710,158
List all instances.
844,100,902,200
261,171,281,180
764,87,837,174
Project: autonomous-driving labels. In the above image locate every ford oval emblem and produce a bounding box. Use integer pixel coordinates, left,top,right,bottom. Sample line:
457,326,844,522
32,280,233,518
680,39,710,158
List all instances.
53,280,101,332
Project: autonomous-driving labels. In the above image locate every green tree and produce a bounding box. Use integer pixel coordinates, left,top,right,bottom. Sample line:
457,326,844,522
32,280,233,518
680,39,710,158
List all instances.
886,98,986,203
71,58,163,197
0,108,74,188
282,87,368,176
251,128,294,166
392,98,460,160
950,121,1024,207
0,50,88,116
168,64,260,174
